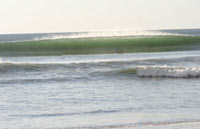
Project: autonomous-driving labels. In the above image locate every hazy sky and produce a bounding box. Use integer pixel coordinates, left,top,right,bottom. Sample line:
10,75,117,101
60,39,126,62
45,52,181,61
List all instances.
0,0,200,34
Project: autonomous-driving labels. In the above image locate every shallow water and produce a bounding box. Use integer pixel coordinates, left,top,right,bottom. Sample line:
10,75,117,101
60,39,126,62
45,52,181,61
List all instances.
1,50,200,129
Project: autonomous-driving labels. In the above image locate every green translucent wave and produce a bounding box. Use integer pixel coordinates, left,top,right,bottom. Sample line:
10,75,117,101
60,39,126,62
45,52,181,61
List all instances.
0,36,200,56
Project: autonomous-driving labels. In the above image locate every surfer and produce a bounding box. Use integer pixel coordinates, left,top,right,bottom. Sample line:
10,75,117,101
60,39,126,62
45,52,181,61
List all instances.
115,49,123,54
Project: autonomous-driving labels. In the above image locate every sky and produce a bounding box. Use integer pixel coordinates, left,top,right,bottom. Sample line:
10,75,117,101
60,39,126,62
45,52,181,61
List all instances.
0,0,200,34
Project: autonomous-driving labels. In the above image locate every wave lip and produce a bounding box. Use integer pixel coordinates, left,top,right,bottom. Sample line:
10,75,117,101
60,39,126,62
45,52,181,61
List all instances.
137,66,200,78
33,30,181,40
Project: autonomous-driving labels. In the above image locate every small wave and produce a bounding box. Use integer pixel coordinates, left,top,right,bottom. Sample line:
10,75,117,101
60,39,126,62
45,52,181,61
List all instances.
137,66,200,78
11,109,121,118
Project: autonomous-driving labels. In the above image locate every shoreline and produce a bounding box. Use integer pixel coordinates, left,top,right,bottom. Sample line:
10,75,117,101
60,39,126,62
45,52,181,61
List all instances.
76,121,200,129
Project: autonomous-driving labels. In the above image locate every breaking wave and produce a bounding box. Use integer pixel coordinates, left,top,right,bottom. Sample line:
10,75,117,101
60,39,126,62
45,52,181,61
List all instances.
2,60,200,78
137,66,200,78
0,35,200,56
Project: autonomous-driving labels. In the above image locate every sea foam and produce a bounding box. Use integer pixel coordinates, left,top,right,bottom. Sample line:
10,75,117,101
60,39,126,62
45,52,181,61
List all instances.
0,57,2,63
137,66,200,78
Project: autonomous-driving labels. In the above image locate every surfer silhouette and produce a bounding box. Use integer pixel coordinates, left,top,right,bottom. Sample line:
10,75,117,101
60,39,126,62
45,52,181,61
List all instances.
115,49,123,54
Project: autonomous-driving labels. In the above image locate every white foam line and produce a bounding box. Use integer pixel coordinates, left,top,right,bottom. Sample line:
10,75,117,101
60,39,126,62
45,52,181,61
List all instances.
137,65,200,78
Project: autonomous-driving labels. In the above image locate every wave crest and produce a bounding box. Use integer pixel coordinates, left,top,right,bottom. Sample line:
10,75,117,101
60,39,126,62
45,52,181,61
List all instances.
33,30,181,41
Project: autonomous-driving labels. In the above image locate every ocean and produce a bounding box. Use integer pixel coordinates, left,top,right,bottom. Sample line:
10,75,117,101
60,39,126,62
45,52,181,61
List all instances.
1,29,200,129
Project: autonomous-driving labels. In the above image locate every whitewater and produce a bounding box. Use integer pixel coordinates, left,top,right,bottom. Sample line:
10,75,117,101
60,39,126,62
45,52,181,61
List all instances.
1,29,200,129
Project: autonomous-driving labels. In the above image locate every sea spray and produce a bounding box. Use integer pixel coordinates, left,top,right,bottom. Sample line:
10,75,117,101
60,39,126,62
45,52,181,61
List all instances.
32,30,182,41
